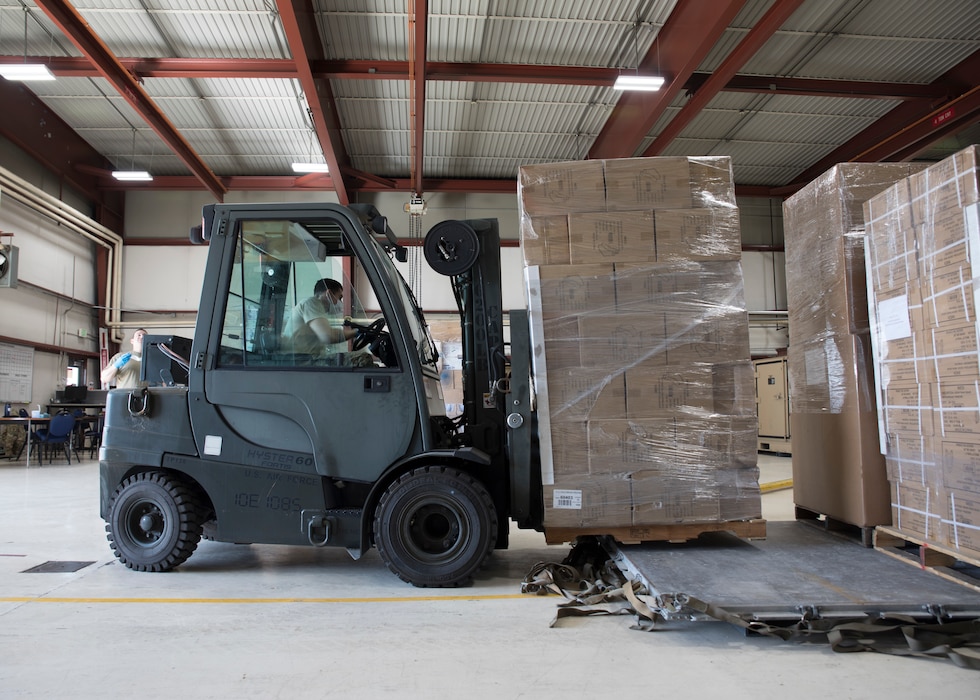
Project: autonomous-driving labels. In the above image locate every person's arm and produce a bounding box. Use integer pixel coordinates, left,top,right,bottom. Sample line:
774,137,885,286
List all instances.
100,353,131,384
308,317,355,344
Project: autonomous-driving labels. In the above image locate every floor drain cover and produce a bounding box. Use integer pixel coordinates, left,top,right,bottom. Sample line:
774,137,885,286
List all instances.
22,561,94,573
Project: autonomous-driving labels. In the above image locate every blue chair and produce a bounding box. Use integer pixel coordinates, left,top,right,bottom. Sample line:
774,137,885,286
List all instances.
31,413,76,464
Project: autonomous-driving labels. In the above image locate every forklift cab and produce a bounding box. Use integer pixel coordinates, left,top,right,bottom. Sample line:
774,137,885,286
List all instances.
191,204,444,489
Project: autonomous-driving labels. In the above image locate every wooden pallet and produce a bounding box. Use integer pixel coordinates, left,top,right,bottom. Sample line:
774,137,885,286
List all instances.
873,526,980,593
794,505,877,547
544,518,767,546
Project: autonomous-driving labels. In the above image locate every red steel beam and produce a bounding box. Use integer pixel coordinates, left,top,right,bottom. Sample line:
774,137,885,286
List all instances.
643,0,807,156
98,175,516,194
4,54,955,101
34,0,226,201
408,0,428,196
589,0,748,160
788,47,980,189
277,0,351,205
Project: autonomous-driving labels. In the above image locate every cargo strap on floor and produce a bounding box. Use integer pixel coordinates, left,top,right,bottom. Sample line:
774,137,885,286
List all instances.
521,538,980,670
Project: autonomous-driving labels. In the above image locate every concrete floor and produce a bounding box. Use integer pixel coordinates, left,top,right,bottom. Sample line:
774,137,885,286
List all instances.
1,453,977,699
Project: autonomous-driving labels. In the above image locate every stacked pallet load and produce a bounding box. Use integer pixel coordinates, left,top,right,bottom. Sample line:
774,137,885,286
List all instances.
864,145,980,562
783,162,927,540
518,156,764,544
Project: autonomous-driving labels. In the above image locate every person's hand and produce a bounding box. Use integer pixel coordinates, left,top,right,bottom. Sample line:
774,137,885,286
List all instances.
114,352,132,369
343,316,352,327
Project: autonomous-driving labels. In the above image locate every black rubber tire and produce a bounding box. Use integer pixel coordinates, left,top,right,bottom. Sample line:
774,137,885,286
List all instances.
374,466,498,587
106,471,204,572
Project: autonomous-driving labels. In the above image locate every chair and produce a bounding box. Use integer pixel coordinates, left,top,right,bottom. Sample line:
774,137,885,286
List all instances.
84,414,105,459
31,413,76,464
14,409,29,460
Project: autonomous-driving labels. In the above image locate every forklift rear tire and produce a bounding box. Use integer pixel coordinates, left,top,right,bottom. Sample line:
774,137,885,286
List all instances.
374,466,498,587
107,471,204,572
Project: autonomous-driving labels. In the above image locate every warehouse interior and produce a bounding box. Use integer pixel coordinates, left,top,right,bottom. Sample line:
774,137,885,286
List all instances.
2,1,980,695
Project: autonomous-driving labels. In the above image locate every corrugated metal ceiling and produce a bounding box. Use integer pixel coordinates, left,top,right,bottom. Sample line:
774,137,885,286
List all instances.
0,0,977,204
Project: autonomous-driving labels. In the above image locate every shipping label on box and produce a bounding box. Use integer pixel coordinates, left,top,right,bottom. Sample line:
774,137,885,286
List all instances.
604,157,694,211
654,208,741,261
519,160,606,216
568,211,655,264
542,474,632,528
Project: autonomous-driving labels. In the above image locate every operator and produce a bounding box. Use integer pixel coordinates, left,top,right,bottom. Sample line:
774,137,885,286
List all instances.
101,328,148,389
285,278,373,365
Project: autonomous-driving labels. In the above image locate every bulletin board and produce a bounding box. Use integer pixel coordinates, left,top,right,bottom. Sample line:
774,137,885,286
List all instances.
0,342,33,403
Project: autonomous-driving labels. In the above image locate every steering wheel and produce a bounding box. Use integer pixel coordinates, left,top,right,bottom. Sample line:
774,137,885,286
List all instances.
349,317,387,351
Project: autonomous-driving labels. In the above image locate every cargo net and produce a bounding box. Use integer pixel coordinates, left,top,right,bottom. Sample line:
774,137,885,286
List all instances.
521,537,980,669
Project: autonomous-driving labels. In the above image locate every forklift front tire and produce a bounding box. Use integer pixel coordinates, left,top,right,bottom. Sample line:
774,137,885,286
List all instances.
374,466,497,588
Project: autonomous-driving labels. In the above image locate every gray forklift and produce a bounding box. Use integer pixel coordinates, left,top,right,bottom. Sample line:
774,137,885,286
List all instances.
99,202,540,587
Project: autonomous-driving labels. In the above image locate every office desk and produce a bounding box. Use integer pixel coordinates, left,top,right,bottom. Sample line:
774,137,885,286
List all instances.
0,415,96,466
46,403,106,414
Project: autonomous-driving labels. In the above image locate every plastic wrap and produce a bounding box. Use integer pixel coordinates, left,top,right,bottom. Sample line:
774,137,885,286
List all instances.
865,145,980,555
519,156,760,531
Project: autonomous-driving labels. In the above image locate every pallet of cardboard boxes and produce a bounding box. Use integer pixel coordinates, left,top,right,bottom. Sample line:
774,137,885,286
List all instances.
865,145,980,563
518,156,764,544
782,162,927,540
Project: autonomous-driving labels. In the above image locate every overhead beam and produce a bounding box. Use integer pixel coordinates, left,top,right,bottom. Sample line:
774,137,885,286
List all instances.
4,55,955,101
408,0,428,195
34,0,226,201
643,0,807,156
589,0,749,160
788,47,980,188
276,0,352,205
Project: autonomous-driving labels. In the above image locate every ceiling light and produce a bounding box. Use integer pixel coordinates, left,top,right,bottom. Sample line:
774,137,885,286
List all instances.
613,75,665,91
0,64,55,81
291,162,330,174
112,170,153,182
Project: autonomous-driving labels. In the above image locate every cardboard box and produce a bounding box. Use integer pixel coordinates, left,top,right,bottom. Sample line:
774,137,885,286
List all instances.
578,311,668,369
614,260,744,312
945,489,980,556
604,157,694,211
625,361,756,419
520,215,570,266
718,466,763,521
631,471,721,525
653,208,741,262
543,473,632,529
519,160,606,216
533,264,616,319
917,207,976,277
587,419,675,474
882,382,934,436
884,433,939,485
568,211,655,264
922,322,980,380
785,163,927,340
940,436,980,495
544,367,627,422
536,315,582,371
547,420,590,478
890,480,944,541
933,379,980,439
662,310,750,366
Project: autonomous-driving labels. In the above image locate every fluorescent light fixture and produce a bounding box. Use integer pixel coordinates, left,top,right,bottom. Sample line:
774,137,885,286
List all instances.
0,63,56,81
613,75,665,91
291,162,330,174
112,170,153,182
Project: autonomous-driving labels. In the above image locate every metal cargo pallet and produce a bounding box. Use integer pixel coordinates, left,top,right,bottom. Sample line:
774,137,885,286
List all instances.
607,521,980,624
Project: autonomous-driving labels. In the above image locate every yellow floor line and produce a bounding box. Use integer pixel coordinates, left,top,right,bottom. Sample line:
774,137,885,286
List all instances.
761,479,793,493
0,593,531,604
